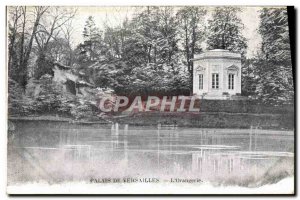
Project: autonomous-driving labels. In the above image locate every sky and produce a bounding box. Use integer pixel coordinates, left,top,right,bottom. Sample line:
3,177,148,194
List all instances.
69,6,263,58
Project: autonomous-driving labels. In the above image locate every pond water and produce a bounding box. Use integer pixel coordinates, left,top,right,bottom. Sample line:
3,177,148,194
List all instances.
7,120,294,187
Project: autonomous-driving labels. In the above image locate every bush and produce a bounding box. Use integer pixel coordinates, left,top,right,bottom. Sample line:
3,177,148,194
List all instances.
70,101,94,120
8,78,35,116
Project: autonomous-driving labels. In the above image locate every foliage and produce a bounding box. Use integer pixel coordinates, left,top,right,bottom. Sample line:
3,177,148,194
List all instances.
30,74,63,113
75,7,195,95
7,6,294,120
176,7,207,67
8,78,34,115
241,59,257,97
34,54,54,79
176,7,207,92
254,8,293,105
8,7,49,89
206,7,247,57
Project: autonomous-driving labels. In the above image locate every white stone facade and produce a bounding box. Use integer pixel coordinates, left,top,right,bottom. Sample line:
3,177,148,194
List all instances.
192,49,242,99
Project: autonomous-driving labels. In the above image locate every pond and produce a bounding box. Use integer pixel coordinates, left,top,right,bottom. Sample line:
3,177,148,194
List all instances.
7,120,294,187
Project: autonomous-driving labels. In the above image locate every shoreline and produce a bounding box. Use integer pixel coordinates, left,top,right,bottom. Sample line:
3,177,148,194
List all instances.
8,115,294,133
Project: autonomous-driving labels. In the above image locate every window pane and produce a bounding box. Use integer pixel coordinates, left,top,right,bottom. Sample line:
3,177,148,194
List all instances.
228,74,234,90
228,74,231,89
212,73,218,89
232,75,234,89
199,74,203,90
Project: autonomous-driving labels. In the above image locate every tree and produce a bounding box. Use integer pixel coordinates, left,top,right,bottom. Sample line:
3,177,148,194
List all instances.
116,7,187,95
254,8,293,105
8,6,48,90
80,16,104,62
206,7,247,57
80,7,188,95
241,58,257,96
128,7,166,66
155,7,180,67
177,6,207,93
34,7,76,79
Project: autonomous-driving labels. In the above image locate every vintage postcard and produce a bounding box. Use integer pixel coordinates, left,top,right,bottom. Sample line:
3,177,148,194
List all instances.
6,6,295,195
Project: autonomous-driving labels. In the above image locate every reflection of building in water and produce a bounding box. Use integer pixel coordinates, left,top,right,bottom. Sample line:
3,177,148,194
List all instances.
191,49,242,99
124,124,129,167
192,151,240,175
59,131,79,146
111,123,119,149
59,131,91,161
57,125,293,181
63,145,91,160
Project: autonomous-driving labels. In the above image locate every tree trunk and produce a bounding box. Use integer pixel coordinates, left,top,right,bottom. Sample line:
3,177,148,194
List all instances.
20,7,46,89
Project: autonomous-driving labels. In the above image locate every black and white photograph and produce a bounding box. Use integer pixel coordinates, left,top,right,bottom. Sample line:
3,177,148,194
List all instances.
5,5,295,195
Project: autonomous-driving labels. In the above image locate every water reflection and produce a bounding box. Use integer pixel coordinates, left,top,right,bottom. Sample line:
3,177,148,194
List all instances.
8,122,294,185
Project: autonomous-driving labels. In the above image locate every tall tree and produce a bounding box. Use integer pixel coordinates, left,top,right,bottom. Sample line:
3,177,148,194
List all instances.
8,6,48,90
80,16,104,62
176,6,207,93
206,7,247,57
34,7,76,79
83,16,101,42
254,8,293,105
